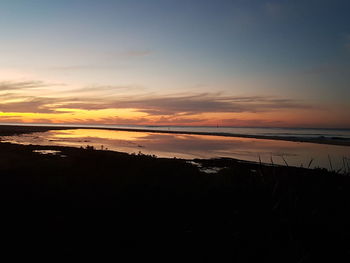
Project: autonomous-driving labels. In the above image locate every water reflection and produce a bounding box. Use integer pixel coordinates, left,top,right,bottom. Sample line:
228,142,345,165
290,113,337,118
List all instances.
1,129,349,170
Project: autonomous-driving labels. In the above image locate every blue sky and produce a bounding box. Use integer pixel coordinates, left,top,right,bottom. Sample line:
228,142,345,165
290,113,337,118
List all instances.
0,0,349,127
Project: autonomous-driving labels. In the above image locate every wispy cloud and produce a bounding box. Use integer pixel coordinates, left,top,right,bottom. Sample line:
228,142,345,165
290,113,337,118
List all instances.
0,97,58,113
221,117,284,127
69,85,144,94
0,115,24,123
55,92,312,115
0,87,311,116
0,79,314,127
0,81,48,91
67,115,208,126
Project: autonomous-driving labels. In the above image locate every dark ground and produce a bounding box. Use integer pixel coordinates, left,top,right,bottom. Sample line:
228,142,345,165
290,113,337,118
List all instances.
0,141,349,262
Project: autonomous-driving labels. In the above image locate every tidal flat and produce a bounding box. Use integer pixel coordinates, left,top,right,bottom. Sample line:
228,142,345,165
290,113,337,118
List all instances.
1,125,349,170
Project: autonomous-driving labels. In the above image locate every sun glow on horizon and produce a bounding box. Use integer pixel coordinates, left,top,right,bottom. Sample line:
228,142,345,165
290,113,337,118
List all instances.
0,1,349,128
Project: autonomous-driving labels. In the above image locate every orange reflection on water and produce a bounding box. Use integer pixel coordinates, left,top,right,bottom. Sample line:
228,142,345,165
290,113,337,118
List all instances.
1,128,349,170
47,129,350,170
51,129,148,141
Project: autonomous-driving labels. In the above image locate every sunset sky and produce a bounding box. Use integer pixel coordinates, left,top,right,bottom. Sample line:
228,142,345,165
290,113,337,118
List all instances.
0,0,349,128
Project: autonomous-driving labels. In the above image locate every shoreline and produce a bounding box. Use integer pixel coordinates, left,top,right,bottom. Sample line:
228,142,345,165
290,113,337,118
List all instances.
0,124,349,147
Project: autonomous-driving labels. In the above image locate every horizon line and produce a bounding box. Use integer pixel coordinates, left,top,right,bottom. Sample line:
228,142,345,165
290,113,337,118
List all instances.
0,121,349,131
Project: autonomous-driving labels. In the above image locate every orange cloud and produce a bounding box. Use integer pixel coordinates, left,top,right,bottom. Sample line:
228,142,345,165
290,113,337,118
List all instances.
1,80,349,128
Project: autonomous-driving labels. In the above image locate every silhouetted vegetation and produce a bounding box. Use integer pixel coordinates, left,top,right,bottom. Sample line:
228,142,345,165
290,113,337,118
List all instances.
0,141,349,261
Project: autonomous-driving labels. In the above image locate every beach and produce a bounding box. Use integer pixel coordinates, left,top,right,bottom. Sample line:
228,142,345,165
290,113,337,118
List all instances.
1,124,349,171
0,126,349,260
2,1,350,261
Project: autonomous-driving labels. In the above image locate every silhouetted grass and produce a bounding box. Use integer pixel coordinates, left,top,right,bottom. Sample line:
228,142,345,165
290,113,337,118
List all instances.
0,141,349,262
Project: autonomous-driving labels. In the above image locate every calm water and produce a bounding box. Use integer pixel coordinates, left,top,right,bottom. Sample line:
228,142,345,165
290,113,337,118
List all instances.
2,122,350,139
1,128,349,171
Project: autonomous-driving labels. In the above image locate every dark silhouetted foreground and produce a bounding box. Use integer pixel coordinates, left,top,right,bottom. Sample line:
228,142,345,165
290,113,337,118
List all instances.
0,142,349,262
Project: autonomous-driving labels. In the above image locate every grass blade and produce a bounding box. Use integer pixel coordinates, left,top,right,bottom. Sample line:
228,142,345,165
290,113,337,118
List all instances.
307,158,314,169
281,155,289,167
328,154,333,172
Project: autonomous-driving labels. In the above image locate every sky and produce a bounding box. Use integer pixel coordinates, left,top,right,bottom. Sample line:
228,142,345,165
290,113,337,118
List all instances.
0,0,349,128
